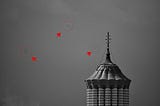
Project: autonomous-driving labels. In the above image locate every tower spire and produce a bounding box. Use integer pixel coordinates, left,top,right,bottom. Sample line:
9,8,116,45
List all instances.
105,32,112,64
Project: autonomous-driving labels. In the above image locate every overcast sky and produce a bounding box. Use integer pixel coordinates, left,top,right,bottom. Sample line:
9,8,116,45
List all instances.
1,0,160,106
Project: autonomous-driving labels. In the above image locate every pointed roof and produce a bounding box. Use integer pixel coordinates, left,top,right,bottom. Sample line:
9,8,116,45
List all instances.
86,32,131,81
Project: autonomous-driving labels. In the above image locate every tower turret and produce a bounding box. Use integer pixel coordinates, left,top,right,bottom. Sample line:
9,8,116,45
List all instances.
85,32,131,106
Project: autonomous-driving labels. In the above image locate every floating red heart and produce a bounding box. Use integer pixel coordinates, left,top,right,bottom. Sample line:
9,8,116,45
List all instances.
32,56,37,62
87,51,92,56
56,32,61,38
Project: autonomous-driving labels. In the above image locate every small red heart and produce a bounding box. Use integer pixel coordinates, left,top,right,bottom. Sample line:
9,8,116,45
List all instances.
32,56,37,62
87,51,92,56
56,32,61,38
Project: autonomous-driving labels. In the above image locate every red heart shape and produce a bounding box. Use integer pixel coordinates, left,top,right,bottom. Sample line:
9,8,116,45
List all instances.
32,56,37,62
56,32,61,38
87,51,92,56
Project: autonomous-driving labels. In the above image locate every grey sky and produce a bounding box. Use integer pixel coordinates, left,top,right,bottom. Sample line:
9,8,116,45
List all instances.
1,0,160,106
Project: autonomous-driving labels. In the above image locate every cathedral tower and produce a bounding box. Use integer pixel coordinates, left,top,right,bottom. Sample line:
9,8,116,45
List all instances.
85,32,131,106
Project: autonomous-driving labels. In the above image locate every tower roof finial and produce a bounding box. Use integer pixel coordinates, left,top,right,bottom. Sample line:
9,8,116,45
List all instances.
106,32,111,50
105,32,112,64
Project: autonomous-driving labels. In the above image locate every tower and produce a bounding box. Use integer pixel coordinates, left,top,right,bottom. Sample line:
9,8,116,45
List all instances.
85,32,131,106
